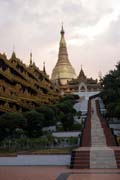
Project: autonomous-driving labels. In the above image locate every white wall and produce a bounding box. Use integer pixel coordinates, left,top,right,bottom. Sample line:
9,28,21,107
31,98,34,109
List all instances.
109,124,120,129
52,131,81,137
113,129,120,136
0,155,71,166
73,91,100,100
74,100,88,113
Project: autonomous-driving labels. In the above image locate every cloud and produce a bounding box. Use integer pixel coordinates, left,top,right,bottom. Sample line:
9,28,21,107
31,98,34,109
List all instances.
0,0,120,78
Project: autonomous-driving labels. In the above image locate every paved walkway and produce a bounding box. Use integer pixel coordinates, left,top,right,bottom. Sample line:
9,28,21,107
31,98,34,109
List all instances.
0,167,120,180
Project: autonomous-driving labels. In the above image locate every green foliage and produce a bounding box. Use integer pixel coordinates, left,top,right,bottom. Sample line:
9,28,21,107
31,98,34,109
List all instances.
56,100,76,115
35,105,56,126
102,62,120,118
61,113,74,131
68,137,78,145
0,136,77,153
71,123,82,131
60,94,79,102
0,112,26,140
24,110,44,138
76,111,82,118
0,94,79,141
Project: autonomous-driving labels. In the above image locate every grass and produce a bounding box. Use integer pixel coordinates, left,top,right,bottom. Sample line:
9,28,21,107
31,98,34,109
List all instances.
0,147,75,156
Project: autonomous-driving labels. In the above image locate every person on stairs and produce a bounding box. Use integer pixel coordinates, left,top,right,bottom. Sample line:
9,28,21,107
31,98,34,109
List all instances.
91,108,94,115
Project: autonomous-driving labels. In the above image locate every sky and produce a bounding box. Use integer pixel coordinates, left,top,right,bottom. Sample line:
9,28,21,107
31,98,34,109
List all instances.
0,0,120,79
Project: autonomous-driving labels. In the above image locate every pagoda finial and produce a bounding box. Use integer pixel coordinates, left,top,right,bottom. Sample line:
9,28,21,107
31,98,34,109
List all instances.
61,22,65,35
30,52,32,66
43,61,46,74
60,23,66,48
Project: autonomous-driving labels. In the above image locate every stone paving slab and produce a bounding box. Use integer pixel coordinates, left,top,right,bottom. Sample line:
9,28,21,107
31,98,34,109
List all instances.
0,166,120,180
68,173,120,180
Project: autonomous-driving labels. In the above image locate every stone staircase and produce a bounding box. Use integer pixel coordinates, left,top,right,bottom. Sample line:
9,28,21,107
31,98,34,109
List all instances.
96,100,117,146
91,100,106,146
70,97,120,169
70,149,90,169
115,149,120,168
90,147,117,168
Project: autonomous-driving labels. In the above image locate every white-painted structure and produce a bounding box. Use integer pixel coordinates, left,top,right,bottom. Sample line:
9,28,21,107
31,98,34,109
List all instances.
42,126,56,132
109,124,120,136
109,124,120,130
0,155,71,166
74,99,88,114
73,91,100,100
113,129,120,136
52,131,81,137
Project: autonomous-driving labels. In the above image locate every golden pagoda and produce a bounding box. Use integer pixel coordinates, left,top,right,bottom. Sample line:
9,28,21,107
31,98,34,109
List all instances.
51,25,76,85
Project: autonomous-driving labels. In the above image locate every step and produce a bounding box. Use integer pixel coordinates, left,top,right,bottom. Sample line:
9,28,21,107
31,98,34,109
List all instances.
72,165,90,169
71,160,89,164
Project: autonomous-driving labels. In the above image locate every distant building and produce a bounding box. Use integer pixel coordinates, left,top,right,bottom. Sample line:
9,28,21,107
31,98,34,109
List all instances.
67,66,102,93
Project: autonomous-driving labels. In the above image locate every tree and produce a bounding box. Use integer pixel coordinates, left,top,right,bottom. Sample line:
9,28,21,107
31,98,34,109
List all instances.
56,100,76,115
24,110,44,138
61,113,74,131
102,62,120,119
35,106,56,127
77,111,82,119
0,112,26,140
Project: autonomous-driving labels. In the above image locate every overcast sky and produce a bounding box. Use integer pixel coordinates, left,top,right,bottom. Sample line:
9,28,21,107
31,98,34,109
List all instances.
0,0,120,79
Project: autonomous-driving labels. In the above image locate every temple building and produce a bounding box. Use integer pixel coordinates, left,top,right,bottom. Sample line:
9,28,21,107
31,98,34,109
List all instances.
67,66,102,93
0,52,60,114
51,25,76,85
51,26,102,94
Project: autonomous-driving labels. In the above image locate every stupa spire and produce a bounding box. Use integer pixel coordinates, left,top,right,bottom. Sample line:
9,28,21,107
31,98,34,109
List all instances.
51,25,76,85
57,24,69,64
61,22,64,34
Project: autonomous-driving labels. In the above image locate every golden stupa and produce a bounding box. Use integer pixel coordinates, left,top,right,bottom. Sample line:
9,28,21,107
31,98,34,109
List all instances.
51,25,76,85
